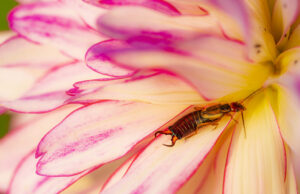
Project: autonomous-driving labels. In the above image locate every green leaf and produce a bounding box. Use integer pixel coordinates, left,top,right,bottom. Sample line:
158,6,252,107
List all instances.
0,0,18,31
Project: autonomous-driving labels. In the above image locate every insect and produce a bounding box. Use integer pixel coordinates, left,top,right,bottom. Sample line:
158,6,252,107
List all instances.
154,102,246,147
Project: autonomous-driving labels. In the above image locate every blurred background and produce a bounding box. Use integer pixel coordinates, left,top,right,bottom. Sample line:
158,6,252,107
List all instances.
0,0,18,138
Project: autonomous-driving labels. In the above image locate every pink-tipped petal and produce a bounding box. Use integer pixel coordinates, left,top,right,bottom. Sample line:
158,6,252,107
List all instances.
25,62,105,96
97,6,222,41
1,92,70,114
0,36,70,69
0,104,80,191
60,0,107,30
69,72,204,105
177,127,233,194
85,40,137,77
223,94,291,194
16,0,56,4
36,101,188,175
9,2,104,59
84,0,180,16
1,62,103,113
86,36,269,99
8,151,88,194
0,36,72,101
162,0,209,15
0,67,43,101
206,0,249,40
101,116,232,194
101,155,136,191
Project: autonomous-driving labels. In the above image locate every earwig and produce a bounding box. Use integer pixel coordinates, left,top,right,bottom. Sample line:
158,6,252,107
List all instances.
155,89,264,147
154,88,264,147
155,102,245,147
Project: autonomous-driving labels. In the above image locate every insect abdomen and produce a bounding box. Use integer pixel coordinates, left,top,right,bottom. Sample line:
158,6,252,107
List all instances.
169,111,205,139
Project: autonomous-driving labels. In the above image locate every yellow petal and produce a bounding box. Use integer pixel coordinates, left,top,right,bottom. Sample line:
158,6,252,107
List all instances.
224,92,288,194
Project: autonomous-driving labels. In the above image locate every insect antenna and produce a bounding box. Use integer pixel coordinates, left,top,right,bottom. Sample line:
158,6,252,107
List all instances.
240,87,264,104
241,112,246,138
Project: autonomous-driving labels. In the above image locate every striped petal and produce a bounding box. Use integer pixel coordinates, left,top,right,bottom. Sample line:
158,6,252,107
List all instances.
36,101,187,175
101,155,137,191
97,6,222,42
178,129,232,194
68,73,204,105
84,0,180,16
8,151,88,194
0,36,71,101
9,2,104,59
0,104,80,191
86,37,270,100
85,40,137,77
0,36,70,69
223,92,293,194
60,0,107,30
2,62,102,113
101,115,232,194
209,0,250,41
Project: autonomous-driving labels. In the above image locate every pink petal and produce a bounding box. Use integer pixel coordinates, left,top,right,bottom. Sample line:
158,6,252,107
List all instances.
8,151,89,194
0,36,71,101
179,129,233,194
101,115,232,193
84,0,180,16
2,62,102,113
69,72,204,105
162,0,209,15
0,36,70,69
0,67,44,101
36,101,188,175
97,6,223,42
16,0,56,4
1,92,70,114
85,40,137,77
206,0,249,40
101,155,137,191
0,104,80,191
9,2,105,59
223,95,292,194
86,36,269,99
60,0,107,30
26,62,105,96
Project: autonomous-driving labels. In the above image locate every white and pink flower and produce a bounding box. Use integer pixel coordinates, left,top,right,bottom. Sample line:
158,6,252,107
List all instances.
0,0,300,193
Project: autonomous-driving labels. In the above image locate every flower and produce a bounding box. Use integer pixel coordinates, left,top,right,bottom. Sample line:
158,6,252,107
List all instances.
1,0,300,193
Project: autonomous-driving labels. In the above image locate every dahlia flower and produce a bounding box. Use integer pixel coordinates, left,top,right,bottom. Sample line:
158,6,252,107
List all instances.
0,0,300,193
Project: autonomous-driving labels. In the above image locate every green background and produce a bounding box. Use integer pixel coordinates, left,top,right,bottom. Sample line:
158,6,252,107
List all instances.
0,0,18,138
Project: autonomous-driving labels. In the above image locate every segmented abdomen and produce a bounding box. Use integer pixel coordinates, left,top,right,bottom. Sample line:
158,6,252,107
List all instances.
169,110,208,139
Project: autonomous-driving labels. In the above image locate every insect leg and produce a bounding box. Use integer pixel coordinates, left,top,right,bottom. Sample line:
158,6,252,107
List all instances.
163,135,178,147
227,113,238,123
154,129,173,137
211,122,219,130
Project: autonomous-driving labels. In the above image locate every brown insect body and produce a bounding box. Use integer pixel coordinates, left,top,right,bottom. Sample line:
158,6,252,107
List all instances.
155,102,245,147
